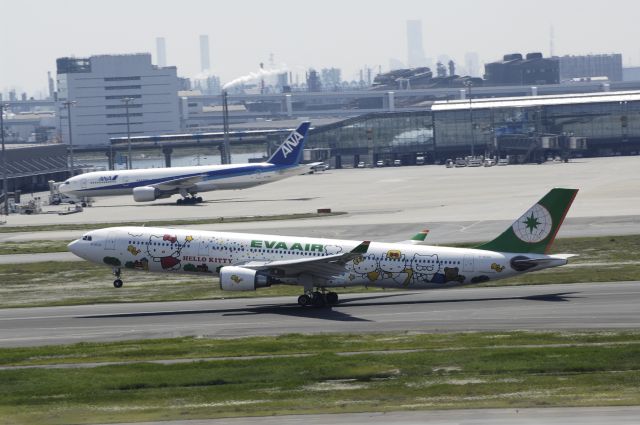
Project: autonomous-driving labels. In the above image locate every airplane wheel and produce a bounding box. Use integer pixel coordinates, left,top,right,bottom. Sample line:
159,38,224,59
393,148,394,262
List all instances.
297,294,312,307
176,198,183,205
326,292,339,305
196,197,203,203
312,292,326,307
113,279,123,288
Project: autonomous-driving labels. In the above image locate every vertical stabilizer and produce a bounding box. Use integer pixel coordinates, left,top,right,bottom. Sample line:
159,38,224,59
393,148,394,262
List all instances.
475,188,578,254
267,122,311,166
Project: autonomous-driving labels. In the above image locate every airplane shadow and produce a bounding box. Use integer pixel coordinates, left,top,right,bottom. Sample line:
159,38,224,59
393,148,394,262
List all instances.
77,291,579,323
91,197,318,208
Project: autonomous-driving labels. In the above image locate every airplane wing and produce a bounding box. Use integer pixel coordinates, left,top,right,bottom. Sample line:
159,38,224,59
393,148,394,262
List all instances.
237,241,370,280
150,175,207,191
398,229,429,245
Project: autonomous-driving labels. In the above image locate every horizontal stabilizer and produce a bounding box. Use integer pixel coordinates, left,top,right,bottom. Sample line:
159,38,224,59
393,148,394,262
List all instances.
399,229,429,245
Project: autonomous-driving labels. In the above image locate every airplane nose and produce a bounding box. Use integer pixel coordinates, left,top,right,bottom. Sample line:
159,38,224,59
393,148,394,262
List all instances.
67,239,80,256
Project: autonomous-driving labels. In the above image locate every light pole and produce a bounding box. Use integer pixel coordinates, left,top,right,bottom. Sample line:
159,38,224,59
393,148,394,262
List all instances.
62,100,77,176
464,80,475,158
121,97,135,169
1,104,9,216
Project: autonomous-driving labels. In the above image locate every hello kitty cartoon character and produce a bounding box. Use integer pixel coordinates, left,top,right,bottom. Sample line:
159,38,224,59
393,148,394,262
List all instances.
145,234,183,271
351,253,380,282
379,250,410,285
411,253,440,284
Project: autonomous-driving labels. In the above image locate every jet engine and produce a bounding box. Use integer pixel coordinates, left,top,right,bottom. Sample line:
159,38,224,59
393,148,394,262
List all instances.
219,266,273,291
133,186,160,202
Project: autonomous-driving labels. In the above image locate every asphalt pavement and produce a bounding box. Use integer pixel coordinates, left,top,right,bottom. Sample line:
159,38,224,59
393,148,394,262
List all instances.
1,281,638,347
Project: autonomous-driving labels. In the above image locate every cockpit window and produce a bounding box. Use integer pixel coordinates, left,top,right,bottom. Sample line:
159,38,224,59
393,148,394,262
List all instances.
81,235,93,241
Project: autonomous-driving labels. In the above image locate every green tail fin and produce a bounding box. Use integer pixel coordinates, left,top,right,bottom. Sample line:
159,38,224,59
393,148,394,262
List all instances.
475,188,578,254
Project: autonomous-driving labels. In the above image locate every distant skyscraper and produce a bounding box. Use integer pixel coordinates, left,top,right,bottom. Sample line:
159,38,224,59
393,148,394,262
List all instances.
156,37,167,67
464,52,480,77
406,20,427,68
199,35,210,72
388,58,404,71
47,71,55,99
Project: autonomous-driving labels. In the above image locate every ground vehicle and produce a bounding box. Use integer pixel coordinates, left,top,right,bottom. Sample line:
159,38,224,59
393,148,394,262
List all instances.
356,161,366,168
467,157,482,167
393,159,402,166
416,156,425,165
497,158,509,166
49,192,80,205
376,160,385,167
454,158,467,167
309,163,329,173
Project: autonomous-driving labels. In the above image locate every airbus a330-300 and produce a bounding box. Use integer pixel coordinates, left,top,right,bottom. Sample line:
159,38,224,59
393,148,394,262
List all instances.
68,188,578,307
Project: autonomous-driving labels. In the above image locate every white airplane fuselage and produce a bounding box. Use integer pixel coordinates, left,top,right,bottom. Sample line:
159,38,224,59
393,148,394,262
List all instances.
68,226,568,290
59,163,306,199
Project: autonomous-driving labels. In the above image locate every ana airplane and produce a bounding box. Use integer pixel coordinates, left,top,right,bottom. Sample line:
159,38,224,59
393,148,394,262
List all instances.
68,188,577,307
59,122,312,205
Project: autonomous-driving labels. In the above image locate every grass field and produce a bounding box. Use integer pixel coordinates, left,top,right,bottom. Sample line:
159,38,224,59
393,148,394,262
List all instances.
0,211,345,234
0,235,639,308
1,331,639,424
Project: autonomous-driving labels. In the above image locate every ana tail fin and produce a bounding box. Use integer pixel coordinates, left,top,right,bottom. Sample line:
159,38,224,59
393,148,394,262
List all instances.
266,121,311,166
475,188,578,254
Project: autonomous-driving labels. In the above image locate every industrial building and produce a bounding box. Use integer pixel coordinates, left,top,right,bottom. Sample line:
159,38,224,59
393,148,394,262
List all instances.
484,53,560,86
559,54,623,82
56,54,180,146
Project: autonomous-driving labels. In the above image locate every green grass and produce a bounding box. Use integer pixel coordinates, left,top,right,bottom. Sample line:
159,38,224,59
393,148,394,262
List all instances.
0,211,346,234
1,235,639,308
1,331,639,424
0,240,71,255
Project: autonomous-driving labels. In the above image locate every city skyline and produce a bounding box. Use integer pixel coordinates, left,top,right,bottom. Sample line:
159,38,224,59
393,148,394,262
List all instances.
2,0,640,96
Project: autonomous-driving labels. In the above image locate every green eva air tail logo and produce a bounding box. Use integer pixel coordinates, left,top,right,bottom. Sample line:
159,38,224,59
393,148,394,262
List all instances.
475,188,578,254
512,203,552,243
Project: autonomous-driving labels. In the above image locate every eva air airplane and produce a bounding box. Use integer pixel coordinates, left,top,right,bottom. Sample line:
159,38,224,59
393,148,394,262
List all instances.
68,188,578,307
59,122,312,205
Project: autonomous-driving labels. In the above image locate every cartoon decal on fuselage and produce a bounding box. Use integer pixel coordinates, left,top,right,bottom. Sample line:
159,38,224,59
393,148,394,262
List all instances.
412,253,440,283
348,248,467,286
124,233,193,272
120,232,498,285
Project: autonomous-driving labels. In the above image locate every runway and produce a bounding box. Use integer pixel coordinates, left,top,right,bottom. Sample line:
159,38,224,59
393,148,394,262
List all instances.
1,281,638,347
104,406,640,425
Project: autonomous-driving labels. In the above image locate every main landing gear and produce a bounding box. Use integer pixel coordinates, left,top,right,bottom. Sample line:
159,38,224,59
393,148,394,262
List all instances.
297,290,339,307
113,268,123,288
176,196,204,205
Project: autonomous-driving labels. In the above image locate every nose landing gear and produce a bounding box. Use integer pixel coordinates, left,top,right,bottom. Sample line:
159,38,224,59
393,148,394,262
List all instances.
113,268,124,288
176,196,204,205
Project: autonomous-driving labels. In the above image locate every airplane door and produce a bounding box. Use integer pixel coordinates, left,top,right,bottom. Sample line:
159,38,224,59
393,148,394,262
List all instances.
105,232,117,250
463,255,474,272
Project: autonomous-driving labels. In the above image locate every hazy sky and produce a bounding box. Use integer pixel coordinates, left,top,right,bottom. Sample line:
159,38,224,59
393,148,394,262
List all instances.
2,0,639,97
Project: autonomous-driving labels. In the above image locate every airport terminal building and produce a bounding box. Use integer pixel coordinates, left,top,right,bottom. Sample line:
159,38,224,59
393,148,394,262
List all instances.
305,90,640,165
104,89,640,169
4,87,640,193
